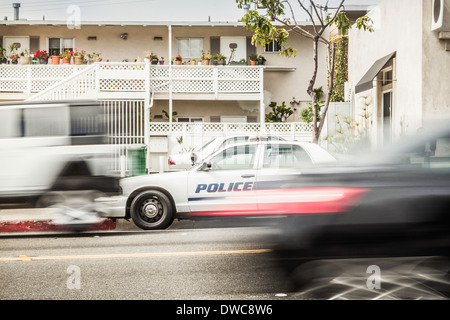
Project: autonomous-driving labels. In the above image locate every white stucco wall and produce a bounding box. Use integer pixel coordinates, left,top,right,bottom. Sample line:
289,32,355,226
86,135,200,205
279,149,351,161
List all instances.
422,0,450,125
349,0,425,141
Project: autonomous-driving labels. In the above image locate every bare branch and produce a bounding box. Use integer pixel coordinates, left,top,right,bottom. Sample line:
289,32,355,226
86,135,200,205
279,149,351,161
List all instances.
296,0,318,33
319,0,345,34
310,0,326,29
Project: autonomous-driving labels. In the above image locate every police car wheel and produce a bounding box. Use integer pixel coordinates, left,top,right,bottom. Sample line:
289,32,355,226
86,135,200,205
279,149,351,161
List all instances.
130,190,173,230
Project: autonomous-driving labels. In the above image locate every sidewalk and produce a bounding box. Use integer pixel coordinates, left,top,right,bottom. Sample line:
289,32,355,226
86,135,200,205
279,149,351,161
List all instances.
0,208,120,233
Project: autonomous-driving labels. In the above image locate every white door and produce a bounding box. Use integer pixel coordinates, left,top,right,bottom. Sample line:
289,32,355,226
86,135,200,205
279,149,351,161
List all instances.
220,36,247,62
3,36,30,55
187,143,259,216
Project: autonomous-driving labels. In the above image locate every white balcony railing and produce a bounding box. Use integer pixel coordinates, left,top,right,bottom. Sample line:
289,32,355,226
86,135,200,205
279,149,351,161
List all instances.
0,64,88,94
0,62,264,100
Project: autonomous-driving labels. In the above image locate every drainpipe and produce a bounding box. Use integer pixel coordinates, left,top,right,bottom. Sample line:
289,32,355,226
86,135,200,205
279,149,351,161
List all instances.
13,3,20,20
168,25,173,124
144,59,151,173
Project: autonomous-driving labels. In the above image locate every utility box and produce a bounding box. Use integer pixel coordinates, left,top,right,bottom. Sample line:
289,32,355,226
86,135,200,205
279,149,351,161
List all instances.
149,135,168,153
127,145,147,176
149,136,169,173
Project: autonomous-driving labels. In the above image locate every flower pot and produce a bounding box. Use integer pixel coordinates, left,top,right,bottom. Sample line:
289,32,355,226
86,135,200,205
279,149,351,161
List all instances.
39,58,48,64
73,56,83,65
159,60,165,65
19,56,30,65
51,56,60,65
11,59,18,64
62,57,71,64
250,60,256,66
202,59,210,65
175,60,182,65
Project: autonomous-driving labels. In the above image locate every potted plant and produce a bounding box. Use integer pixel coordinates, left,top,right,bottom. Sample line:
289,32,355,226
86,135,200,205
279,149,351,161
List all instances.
174,54,182,65
0,47,7,64
249,54,258,66
34,50,50,64
73,48,86,65
94,52,102,62
159,57,165,65
19,49,31,65
59,49,73,64
213,53,227,65
190,58,197,65
201,50,211,65
257,54,266,65
9,52,19,64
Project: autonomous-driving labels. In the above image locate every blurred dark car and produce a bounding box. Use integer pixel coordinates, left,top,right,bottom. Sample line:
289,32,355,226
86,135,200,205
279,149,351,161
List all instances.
270,125,450,281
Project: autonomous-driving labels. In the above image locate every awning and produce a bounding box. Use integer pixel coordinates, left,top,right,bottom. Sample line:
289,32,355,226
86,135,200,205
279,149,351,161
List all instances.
355,52,396,94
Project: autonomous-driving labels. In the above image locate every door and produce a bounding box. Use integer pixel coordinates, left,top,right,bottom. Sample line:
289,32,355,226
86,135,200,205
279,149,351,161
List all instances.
220,36,247,62
187,143,259,215
3,36,30,56
383,90,392,145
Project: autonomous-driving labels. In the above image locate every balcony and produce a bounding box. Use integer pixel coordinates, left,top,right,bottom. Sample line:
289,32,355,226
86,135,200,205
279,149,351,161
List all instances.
0,62,265,102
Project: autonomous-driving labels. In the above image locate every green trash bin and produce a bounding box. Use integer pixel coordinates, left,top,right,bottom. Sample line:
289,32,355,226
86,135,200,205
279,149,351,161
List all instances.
127,145,147,176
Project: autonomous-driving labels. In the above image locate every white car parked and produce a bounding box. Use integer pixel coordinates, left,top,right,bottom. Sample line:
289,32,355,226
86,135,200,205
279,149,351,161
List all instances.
96,140,337,230
168,135,286,170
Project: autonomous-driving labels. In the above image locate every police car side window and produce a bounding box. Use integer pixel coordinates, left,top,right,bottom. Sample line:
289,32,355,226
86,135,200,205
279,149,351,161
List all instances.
263,144,311,168
209,144,256,170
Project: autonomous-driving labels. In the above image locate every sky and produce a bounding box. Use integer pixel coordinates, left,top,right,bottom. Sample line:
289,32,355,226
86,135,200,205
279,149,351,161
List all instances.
0,0,381,22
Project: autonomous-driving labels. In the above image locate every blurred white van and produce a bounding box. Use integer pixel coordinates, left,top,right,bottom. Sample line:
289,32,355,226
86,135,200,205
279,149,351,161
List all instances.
0,100,120,227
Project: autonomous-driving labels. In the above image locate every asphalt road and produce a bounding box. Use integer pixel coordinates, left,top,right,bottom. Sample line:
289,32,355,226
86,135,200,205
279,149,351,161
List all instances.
0,221,295,300
1,219,449,301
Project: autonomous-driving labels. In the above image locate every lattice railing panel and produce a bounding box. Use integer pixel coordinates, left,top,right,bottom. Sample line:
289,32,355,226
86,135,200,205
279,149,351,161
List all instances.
173,80,214,93
149,122,312,137
100,79,145,91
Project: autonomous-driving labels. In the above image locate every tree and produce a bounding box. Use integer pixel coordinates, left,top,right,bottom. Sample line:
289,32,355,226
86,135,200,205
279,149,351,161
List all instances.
236,0,373,143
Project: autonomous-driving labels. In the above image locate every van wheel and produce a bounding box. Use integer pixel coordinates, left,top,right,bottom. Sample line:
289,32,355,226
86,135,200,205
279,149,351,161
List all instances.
130,190,174,230
36,191,104,232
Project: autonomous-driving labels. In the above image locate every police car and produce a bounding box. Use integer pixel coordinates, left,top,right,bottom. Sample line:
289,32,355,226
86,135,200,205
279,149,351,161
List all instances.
95,140,337,230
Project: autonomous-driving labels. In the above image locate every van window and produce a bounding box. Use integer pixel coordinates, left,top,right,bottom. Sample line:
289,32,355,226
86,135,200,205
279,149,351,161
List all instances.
0,109,21,138
24,107,69,137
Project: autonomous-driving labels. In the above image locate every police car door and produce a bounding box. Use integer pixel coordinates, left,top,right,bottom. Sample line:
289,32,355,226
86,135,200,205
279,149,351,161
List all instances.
187,143,260,216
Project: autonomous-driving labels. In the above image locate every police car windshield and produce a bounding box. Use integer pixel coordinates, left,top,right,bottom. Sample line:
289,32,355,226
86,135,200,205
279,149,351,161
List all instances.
198,139,216,151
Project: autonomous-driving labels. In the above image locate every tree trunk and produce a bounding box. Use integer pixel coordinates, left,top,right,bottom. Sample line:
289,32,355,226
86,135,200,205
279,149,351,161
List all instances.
309,36,320,144
318,42,337,140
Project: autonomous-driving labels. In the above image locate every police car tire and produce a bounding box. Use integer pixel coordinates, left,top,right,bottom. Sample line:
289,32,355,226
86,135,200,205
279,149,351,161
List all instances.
130,190,174,230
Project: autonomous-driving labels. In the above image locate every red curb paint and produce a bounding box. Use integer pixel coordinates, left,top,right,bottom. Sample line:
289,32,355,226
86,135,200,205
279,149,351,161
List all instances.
0,219,117,233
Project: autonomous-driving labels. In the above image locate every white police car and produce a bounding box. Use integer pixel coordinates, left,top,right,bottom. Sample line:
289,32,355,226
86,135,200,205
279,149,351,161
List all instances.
95,140,336,230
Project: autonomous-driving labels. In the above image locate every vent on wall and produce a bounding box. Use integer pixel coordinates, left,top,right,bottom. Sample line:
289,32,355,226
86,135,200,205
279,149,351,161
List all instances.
87,36,97,41
431,0,447,31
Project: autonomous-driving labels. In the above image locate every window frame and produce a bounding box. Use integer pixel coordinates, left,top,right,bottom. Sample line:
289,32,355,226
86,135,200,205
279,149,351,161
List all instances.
264,38,282,53
176,37,204,59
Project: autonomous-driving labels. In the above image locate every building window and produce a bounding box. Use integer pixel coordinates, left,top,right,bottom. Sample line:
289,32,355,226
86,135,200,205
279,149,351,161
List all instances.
176,38,204,58
48,38,74,56
382,69,393,86
264,38,281,53
177,117,204,123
